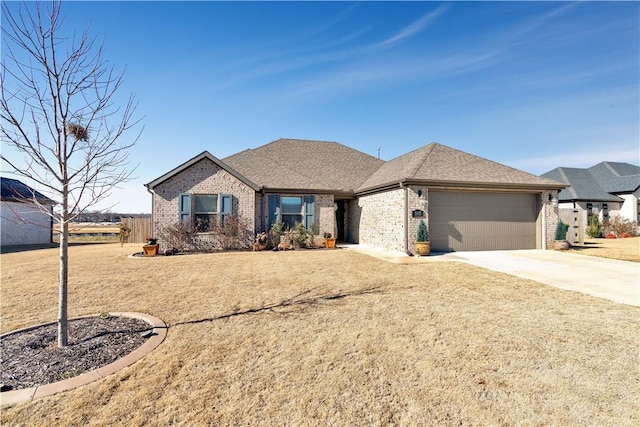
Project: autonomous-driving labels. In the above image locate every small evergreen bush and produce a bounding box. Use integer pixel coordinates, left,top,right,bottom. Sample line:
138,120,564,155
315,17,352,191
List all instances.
585,215,603,238
417,220,429,242
554,220,569,241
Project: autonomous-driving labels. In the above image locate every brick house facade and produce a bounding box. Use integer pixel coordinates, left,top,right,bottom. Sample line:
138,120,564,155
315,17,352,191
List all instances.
147,139,566,253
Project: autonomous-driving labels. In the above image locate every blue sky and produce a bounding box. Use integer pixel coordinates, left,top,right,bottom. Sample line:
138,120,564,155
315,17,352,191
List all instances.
2,1,638,213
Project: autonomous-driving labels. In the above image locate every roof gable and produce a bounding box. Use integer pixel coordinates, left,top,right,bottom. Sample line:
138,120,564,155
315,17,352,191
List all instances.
223,138,384,192
588,162,640,193
358,143,565,192
541,161,639,201
146,151,259,191
1,177,55,204
541,167,623,202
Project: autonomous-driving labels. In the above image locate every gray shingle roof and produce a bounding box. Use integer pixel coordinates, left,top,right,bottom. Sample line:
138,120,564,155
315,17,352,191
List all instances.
357,143,565,192
1,177,55,204
223,139,384,192
541,167,623,202
541,161,639,202
588,162,640,194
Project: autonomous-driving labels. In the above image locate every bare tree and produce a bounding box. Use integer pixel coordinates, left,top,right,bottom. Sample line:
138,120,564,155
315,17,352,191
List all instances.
1,1,142,347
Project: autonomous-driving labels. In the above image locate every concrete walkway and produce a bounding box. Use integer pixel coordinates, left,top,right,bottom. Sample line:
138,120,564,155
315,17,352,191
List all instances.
341,245,640,307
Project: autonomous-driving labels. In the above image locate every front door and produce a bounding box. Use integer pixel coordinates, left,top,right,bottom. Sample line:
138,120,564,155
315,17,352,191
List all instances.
335,200,345,241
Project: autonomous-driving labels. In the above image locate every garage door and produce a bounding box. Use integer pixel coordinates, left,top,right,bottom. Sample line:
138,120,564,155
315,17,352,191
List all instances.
428,191,537,252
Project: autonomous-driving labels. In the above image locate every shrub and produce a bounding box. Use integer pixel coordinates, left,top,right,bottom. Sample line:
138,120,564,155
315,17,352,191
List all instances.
157,214,253,252
554,220,569,241
293,223,308,248
603,216,638,238
157,221,197,252
208,214,253,250
606,233,617,239
416,220,429,242
585,215,603,238
269,221,284,248
118,222,131,247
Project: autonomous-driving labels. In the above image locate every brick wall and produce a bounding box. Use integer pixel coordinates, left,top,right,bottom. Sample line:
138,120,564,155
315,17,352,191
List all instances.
152,158,255,247
1,201,52,246
358,188,405,252
541,189,559,249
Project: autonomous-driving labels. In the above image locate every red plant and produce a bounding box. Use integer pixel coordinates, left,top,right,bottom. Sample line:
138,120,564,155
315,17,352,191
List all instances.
606,233,617,239
620,232,631,238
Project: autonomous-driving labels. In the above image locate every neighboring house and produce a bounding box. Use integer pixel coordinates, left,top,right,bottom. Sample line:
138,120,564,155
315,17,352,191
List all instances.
1,177,55,246
146,139,566,253
541,162,640,237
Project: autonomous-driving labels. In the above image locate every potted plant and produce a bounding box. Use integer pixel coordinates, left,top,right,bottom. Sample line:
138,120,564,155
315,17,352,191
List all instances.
143,237,159,256
552,221,570,250
323,232,336,249
414,220,430,256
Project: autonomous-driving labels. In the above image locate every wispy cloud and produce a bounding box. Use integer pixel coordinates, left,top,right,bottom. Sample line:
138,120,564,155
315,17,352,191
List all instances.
375,4,449,49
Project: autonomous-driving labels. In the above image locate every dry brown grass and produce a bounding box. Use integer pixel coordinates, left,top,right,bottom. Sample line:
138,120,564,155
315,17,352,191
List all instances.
1,244,638,426
569,236,640,262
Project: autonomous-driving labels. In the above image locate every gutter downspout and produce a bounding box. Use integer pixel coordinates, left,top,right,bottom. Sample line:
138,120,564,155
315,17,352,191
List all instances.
400,181,409,254
145,184,154,237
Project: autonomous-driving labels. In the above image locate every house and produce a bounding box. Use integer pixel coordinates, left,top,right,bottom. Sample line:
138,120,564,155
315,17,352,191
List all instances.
146,139,567,253
1,177,55,246
541,162,640,237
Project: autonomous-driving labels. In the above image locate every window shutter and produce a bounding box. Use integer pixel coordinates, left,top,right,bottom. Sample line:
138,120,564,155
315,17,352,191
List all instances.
179,193,192,223
220,194,232,221
304,196,315,230
268,195,280,227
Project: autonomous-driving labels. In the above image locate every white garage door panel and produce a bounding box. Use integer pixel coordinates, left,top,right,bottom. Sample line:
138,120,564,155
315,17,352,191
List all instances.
429,192,537,252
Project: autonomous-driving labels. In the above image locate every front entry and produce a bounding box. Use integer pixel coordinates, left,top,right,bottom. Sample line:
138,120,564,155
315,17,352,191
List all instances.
335,200,345,241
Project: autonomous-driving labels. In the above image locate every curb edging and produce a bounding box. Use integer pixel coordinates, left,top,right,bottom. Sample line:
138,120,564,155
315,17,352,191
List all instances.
0,312,167,407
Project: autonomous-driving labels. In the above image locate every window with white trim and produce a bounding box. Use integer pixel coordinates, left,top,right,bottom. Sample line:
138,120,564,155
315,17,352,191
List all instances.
268,195,315,230
194,194,218,231
179,193,232,232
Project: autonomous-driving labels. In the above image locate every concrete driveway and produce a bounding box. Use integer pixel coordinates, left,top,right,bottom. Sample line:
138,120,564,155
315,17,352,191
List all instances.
342,245,639,307
439,250,639,307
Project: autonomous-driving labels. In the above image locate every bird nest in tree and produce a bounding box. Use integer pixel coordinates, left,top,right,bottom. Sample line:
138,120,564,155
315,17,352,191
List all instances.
65,123,89,141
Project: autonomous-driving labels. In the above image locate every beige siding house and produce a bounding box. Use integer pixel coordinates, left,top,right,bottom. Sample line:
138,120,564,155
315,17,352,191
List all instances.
146,139,566,253
1,177,55,246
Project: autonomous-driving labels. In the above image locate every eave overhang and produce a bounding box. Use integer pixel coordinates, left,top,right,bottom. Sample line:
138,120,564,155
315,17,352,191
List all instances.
356,179,568,196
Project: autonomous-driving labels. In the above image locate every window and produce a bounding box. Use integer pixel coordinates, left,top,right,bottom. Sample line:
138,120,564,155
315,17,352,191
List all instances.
179,193,232,232
195,194,217,231
268,195,315,230
281,196,303,229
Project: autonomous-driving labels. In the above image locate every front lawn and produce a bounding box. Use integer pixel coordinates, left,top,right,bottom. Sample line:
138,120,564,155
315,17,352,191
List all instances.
1,244,638,426
569,236,640,262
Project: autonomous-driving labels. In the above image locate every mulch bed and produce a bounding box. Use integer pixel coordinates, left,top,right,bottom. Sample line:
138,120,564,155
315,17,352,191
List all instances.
0,315,151,391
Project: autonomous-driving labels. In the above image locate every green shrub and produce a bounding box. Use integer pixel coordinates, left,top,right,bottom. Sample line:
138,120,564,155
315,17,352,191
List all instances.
293,223,308,247
416,220,429,242
585,215,603,238
554,220,569,240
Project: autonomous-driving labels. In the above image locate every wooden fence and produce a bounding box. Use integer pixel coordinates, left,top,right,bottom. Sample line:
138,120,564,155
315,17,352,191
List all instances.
121,217,152,244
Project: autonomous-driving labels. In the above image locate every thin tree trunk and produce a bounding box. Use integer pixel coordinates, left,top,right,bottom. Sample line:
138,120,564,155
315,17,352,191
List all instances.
58,196,69,347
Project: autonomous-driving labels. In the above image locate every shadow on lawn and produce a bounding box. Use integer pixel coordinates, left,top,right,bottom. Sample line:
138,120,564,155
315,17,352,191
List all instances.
171,286,382,328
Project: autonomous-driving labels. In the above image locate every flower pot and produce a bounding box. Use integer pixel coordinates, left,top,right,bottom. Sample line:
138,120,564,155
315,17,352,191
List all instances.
324,238,336,249
414,241,430,256
143,244,159,257
552,240,570,251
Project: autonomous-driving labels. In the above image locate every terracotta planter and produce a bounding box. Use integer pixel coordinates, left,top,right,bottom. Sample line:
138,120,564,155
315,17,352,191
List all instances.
324,238,336,249
143,244,159,257
552,240,570,251
414,241,430,256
